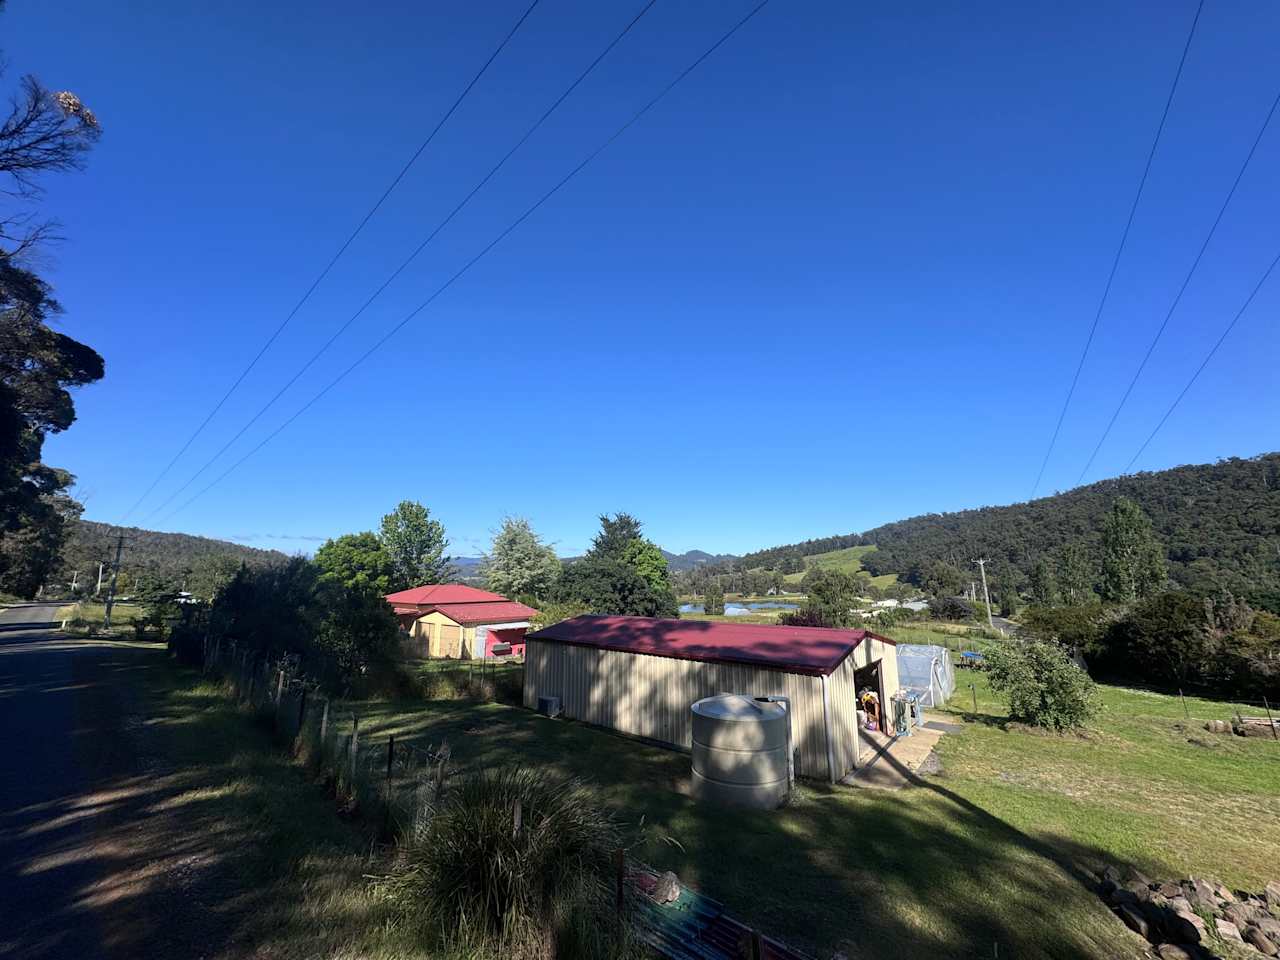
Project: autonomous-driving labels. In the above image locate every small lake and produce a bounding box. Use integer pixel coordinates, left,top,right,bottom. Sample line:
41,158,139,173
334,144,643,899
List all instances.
680,601,799,615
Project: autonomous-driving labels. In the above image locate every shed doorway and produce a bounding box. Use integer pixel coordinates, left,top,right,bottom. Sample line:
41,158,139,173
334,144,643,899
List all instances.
853,660,885,734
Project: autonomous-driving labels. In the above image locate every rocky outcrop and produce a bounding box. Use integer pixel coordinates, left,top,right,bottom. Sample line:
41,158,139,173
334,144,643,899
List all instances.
1096,866,1280,959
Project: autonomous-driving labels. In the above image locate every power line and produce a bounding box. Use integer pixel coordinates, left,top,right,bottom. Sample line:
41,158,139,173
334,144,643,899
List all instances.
1029,0,1205,499
155,0,773,527
1077,87,1280,484
139,0,660,525
1123,246,1280,474
119,0,543,523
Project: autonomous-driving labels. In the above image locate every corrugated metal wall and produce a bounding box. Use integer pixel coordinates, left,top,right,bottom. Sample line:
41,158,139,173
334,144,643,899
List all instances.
526,639,896,781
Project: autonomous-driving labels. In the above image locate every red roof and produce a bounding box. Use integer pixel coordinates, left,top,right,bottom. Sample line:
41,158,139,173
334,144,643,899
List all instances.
432,600,537,626
385,584,506,606
525,615,893,676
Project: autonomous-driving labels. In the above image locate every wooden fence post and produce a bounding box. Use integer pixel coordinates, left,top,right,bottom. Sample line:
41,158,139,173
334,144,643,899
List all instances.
319,698,330,751
350,715,360,788
1264,697,1279,741
276,669,285,706
1178,688,1189,719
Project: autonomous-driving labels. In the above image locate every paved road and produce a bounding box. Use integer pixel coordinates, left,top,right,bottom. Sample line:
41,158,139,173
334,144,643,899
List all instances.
0,601,64,631
0,612,121,959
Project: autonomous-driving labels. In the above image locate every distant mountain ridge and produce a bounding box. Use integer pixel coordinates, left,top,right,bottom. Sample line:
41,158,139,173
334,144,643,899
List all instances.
739,454,1280,607
662,549,739,572
62,520,288,587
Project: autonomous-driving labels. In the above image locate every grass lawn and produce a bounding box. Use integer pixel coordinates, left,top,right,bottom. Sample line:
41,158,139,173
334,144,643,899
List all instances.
100,644,420,958
335,671,1280,959
781,545,899,589
59,600,145,628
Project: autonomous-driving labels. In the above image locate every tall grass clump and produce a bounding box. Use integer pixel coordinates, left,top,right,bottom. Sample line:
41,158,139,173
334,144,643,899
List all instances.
386,766,628,959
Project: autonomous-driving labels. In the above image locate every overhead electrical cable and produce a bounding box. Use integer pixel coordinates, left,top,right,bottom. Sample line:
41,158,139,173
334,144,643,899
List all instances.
1076,87,1280,484
1123,247,1280,473
118,0,542,523
139,0,660,524
154,0,773,526
1029,0,1205,499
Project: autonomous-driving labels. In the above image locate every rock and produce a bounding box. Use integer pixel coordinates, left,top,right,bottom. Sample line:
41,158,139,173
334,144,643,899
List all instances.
1158,882,1184,899
1110,887,1140,907
1127,880,1154,903
1167,906,1204,945
1156,945,1195,960
654,870,680,904
1215,918,1244,943
1124,867,1154,888
1117,904,1151,941
1245,925,1280,957
1267,881,1280,909
1103,864,1122,883
1211,881,1236,904
1184,879,1218,914
1098,879,1119,899
1225,902,1263,927
1258,917,1280,941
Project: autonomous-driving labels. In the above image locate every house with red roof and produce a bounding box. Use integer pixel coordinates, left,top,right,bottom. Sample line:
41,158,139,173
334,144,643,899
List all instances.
385,584,537,659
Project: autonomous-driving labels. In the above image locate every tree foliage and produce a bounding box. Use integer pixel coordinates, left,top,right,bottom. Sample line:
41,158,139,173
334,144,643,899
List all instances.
482,516,559,600
703,579,725,616
782,569,860,628
742,455,1280,613
986,639,1100,731
315,531,395,594
1100,497,1167,604
380,500,453,590
0,48,104,598
554,513,677,617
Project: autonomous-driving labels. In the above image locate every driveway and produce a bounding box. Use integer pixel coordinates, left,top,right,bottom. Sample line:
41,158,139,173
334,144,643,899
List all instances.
0,601,65,631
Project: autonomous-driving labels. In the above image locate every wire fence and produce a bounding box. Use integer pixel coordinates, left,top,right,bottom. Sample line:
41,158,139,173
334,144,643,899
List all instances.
203,636,457,839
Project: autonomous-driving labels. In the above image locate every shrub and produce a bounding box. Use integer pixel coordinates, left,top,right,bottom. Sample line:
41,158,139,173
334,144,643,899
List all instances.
931,596,973,622
387,767,623,957
986,639,1099,731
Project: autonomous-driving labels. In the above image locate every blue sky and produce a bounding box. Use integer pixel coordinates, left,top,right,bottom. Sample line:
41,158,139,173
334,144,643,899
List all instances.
10,0,1280,558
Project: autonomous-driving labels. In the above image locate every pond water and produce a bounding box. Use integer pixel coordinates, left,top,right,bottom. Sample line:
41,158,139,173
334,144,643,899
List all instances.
679,601,799,615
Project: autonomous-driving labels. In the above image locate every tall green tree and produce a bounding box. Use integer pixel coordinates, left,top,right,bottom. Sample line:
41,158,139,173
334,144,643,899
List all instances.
1056,543,1094,604
1100,497,1166,604
483,517,560,600
703,579,725,616
556,513,677,617
0,48,103,598
379,500,453,590
315,531,395,594
1029,558,1059,606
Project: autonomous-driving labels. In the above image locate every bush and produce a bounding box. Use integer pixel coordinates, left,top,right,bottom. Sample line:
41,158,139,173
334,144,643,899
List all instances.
930,596,973,622
986,639,1099,731
387,767,623,957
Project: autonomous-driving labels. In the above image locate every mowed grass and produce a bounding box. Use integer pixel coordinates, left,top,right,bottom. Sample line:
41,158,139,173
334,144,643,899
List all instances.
333,668,1280,959
780,544,900,588
59,600,145,627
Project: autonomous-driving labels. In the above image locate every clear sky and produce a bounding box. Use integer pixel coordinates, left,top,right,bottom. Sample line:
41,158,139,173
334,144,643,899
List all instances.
9,0,1280,558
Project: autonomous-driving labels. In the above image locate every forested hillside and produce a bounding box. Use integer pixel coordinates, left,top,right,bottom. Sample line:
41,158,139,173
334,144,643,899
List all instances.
749,455,1280,609
58,520,286,593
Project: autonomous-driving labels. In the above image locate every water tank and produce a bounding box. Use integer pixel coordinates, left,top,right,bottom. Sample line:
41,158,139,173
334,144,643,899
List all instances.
690,695,790,809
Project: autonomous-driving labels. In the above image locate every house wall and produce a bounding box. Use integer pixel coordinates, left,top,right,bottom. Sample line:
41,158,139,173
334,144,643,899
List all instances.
406,611,474,659
523,636,901,782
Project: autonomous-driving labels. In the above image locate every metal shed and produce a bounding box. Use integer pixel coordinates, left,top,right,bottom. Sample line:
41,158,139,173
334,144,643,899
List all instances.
523,615,899,783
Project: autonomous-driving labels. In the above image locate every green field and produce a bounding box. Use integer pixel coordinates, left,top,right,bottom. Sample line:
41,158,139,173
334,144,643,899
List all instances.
780,544,900,588
325,668,1280,959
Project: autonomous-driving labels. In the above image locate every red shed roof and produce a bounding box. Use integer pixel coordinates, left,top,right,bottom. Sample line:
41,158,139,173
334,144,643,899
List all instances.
525,615,893,676
432,600,537,626
385,584,506,606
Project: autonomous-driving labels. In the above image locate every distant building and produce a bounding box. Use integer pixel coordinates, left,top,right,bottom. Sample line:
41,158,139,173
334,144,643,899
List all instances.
384,584,536,659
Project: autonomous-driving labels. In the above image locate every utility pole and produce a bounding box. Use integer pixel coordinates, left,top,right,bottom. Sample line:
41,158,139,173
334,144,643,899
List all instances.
95,562,105,596
70,569,79,592
973,559,994,630
103,534,127,632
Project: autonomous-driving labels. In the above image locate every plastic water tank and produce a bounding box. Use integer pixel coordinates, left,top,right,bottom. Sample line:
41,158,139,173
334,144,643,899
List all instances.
690,695,790,809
